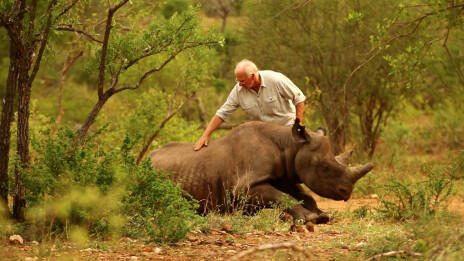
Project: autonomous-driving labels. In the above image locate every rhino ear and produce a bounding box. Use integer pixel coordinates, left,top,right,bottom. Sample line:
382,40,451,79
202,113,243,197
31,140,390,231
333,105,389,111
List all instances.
292,119,311,143
315,127,327,136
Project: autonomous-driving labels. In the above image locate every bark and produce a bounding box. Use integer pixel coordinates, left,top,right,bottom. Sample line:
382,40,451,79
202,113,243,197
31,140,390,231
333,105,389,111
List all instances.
13,46,33,221
319,93,346,155
75,90,114,144
0,43,20,210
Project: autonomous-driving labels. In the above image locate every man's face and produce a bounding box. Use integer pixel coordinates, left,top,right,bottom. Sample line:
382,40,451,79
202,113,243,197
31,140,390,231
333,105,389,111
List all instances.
235,71,255,89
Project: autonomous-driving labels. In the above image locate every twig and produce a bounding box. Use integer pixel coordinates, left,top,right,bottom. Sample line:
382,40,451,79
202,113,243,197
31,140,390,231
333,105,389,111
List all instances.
55,25,103,44
230,241,311,261
136,92,196,165
442,28,464,87
365,250,423,261
55,0,80,21
51,50,84,135
271,0,312,19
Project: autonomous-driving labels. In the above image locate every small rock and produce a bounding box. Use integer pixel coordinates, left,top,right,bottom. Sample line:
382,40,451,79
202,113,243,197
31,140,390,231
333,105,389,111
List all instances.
31,241,39,245
289,224,306,233
222,222,233,233
370,194,378,199
130,256,138,260
186,235,198,242
356,242,366,247
279,212,293,222
25,257,38,261
305,222,315,232
9,235,24,245
154,247,161,254
120,237,137,243
142,247,154,252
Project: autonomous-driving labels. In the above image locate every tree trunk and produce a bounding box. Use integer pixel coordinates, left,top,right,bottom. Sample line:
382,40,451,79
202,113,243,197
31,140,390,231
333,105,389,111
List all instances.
0,44,20,213
328,120,346,155
13,56,32,222
320,97,346,155
76,90,114,145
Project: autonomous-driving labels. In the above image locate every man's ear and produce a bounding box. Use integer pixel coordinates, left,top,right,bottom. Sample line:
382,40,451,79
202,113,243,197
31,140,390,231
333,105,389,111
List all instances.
292,119,311,143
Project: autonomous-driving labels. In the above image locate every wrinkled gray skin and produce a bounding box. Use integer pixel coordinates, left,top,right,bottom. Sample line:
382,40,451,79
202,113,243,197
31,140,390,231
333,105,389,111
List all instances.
150,121,374,224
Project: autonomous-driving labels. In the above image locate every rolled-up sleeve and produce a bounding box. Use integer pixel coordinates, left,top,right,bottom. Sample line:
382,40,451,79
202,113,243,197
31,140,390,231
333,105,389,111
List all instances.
216,87,239,122
277,73,306,105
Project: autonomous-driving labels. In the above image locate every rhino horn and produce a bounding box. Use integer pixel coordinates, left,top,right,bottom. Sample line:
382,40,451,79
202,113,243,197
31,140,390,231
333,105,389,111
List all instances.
348,162,374,182
335,149,353,166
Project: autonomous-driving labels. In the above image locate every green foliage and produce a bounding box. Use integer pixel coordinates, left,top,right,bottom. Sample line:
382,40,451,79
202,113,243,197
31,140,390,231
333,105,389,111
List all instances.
11,127,199,243
0,0,14,12
162,0,190,19
376,163,454,221
432,100,464,149
119,136,201,243
27,127,116,205
408,213,464,260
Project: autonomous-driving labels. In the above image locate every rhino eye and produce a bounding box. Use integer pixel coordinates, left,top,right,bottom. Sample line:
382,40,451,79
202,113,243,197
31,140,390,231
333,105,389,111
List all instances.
320,163,330,172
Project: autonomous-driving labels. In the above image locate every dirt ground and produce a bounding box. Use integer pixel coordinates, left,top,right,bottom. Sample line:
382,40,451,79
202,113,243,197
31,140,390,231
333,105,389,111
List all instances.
2,195,463,261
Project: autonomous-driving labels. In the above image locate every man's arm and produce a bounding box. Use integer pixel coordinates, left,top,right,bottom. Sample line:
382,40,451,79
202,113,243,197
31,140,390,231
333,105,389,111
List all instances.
295,102,304,124
193,115,224,151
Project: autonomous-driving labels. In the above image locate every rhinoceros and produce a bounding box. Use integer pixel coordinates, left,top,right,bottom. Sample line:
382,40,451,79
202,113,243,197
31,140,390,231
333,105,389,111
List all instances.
150,120,373,224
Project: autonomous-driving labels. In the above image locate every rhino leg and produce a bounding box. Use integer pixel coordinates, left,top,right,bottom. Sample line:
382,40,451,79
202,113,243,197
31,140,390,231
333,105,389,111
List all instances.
290,184,330,224
291,191,330,224
248,183,328,224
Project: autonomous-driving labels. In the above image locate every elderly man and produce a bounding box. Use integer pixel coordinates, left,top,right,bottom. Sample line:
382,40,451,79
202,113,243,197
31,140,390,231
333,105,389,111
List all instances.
194,59,306,151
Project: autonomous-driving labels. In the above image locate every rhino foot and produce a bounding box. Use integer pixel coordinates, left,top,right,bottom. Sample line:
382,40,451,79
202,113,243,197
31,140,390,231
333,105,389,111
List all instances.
288,206,330,224
313,212,329,224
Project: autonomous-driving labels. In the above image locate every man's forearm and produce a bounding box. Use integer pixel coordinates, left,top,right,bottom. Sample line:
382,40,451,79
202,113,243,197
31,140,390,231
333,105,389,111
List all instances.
202,115,224,137
295,102,305,123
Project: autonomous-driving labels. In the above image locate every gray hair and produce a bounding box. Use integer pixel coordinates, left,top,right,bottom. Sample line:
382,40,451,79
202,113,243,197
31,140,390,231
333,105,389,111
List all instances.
235,59,259,77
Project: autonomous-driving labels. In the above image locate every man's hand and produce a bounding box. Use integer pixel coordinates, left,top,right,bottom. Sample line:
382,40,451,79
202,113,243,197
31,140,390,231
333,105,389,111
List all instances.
194,115,223,151
193,135,209,151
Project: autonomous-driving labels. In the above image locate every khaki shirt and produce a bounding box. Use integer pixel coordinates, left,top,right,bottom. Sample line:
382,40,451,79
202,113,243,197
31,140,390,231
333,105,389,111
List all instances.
216,70,305,126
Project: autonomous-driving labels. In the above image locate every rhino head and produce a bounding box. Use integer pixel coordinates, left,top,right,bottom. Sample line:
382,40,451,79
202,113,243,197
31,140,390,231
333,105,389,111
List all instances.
292,120,374,201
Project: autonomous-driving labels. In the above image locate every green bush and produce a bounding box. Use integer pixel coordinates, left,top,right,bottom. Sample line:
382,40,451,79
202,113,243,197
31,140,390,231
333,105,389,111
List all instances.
376,163,454,221
408,213,464,260
14,128,199,243
121,160,200,243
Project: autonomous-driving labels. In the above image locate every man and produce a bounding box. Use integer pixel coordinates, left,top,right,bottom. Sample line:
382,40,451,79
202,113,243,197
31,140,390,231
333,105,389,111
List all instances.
194,59,306,151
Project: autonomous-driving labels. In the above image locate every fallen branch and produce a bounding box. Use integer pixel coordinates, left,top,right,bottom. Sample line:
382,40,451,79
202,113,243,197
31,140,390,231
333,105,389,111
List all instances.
365,250,423,261
230,241,311,261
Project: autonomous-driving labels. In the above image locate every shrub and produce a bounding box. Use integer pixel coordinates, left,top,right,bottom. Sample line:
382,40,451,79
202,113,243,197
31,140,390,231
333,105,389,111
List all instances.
15,128,199,243
119,136,201,243
376,163,454,221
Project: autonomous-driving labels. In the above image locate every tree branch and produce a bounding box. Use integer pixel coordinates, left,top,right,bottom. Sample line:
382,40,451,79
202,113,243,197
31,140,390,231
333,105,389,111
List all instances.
442,25,464,87
26,0,39,40
231,242,311,261
55,0,80,21
97,0,129,98
270,0,312,19
123,17,191,70
115,41,218,93
55,25,103,43
365,250,423,261
52,50,84,135
29,0,58,85
136,91,195,165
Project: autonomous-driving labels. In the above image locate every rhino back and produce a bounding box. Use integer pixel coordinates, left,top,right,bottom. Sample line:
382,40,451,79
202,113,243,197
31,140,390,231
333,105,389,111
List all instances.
150,122,289,206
